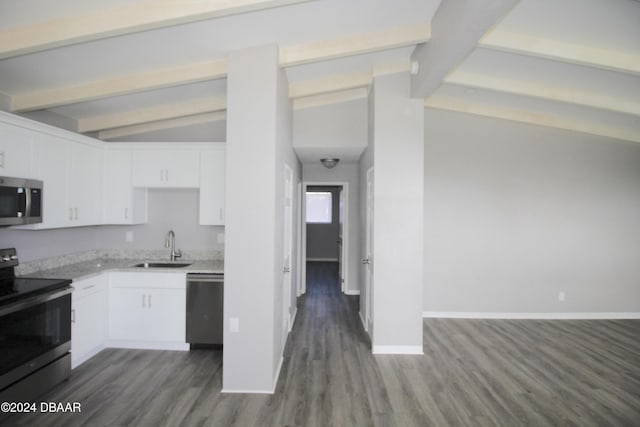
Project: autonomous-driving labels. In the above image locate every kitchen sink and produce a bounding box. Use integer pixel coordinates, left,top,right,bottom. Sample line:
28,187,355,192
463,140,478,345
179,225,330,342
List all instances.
134,262,192,268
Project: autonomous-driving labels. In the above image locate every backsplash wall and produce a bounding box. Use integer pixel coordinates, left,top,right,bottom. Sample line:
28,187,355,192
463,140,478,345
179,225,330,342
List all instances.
0,189,223,263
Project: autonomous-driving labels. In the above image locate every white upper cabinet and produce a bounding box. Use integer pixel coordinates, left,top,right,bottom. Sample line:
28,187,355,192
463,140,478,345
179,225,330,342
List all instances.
29,133,103,229
199,148,226,225
30,133,70,228
103,149,148,224
132,150,200,188
0,123,34,178
68,141,103,226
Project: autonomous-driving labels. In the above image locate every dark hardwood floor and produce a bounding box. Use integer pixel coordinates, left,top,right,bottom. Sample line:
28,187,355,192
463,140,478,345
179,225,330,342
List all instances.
4,262,639,426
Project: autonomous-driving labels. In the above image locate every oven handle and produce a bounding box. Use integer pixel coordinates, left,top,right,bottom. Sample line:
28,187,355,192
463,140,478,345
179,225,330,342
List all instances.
0,286,73,317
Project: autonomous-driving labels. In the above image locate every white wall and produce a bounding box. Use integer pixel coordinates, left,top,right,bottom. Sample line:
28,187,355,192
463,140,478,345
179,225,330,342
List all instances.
224,44,297,393
0,227,99,262
423,109,640,316
304,164,361,295
370,73,424,353
98,189,222,252
293,98,367,162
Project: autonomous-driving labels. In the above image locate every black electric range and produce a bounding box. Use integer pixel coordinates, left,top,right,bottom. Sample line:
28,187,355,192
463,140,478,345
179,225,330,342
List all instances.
0,248,73,418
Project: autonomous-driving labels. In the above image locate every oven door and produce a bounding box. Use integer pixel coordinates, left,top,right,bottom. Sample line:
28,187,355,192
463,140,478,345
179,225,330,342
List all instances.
0,287,72,391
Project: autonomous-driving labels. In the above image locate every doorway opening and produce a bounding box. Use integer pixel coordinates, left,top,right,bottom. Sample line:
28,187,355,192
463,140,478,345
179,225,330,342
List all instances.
300,183,348,296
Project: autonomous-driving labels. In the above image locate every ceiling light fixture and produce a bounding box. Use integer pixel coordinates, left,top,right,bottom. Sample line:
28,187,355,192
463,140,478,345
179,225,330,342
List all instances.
320,158,340,169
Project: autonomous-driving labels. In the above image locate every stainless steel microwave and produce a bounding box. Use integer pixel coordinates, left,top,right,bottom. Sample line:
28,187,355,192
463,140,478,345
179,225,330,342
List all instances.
0,176,43,226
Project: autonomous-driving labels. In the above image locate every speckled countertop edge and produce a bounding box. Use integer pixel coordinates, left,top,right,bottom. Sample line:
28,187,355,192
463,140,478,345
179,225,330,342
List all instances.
17,250,224,281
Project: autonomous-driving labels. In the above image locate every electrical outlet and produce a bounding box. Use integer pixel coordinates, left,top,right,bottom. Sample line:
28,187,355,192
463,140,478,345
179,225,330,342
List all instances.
558,291,566,302
230,317,239,333
217,232,225,244
125,231,133,242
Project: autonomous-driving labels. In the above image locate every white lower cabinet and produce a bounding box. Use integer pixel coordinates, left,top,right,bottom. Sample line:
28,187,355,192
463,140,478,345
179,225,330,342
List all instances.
108,272,187,350
71,275,109,368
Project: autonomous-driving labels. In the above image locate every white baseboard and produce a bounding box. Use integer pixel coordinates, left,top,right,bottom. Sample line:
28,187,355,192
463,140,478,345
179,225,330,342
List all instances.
221,356,284,395
372,345,423,355
107,340,190,351
344,289,360,295
359,311,367,332
221,388,275,394
423,311,640,320
306,258,339,262
272,355,284,393
289,307,298,332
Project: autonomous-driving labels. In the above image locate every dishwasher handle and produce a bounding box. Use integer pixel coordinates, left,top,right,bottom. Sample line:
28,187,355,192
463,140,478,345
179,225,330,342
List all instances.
187,273,224,283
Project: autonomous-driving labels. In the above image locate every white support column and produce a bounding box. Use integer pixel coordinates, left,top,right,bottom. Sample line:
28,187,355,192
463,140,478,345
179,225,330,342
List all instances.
223,44,283,392
371,73,425,354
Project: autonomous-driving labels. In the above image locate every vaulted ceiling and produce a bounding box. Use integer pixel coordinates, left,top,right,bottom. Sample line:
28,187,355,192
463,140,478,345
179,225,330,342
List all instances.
1,0,638,146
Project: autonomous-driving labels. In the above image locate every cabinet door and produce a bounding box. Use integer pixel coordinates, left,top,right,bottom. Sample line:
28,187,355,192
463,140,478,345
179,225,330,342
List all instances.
72,290,108,367
109,287,147,341
199,149,225,225
145,288,186,342
0,124,33,177
68,142,102,226
104,150,148,224
71,275,108,368
31,134,69,228
132,150,200,188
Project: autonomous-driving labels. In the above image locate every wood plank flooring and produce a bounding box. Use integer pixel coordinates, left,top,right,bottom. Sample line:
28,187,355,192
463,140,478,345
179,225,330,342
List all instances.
4,261,639,426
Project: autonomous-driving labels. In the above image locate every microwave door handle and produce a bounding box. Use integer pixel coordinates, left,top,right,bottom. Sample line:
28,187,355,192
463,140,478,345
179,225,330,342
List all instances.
24,187,31,220
16,187,26,218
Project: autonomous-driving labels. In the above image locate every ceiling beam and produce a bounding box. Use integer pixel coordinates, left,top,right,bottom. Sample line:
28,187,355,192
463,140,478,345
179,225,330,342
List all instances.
289,71,371,98
425,95,640,144
293,88,368,110
410,0,520,98
479,29,640,76
99,112,226,140
445,71,640,117
77,96,226,132
0,0,315,59
11,59,227,113
280,23,430,67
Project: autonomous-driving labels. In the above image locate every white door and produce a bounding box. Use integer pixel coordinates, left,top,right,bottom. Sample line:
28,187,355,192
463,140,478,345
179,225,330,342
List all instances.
282,165,294,337
364,168,374,334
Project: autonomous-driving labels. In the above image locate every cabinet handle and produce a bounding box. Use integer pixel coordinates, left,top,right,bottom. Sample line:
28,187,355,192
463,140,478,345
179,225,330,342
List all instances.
74,207,79,220
142,294,146,308
160,170,164,182
124,207,128,219
148,295,152,308
219,208,223,221
71,308,75,323
82,284,95,290
69,208,73,221
0,151,5,168
165,169,169,182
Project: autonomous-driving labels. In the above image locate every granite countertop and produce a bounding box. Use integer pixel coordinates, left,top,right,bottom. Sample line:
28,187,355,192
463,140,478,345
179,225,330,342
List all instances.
17,250,224,281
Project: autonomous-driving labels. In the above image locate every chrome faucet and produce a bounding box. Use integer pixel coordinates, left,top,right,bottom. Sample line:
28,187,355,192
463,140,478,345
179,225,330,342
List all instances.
165,230,182,261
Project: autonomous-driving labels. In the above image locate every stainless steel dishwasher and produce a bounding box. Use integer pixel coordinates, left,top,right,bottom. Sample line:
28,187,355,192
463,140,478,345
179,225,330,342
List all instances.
186,273,224,347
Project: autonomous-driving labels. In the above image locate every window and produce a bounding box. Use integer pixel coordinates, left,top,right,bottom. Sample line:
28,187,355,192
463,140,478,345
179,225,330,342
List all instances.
306,191,332,224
